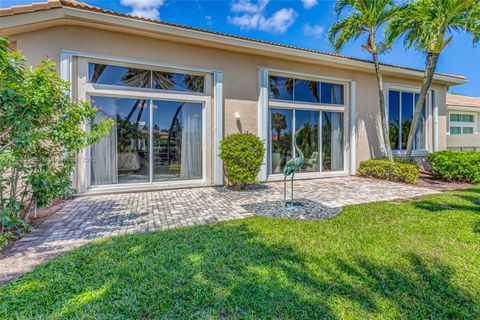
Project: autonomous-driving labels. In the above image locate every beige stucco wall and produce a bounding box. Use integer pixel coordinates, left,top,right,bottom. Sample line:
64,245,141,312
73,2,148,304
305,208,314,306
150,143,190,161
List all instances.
9,25,450,189
447,108,480,148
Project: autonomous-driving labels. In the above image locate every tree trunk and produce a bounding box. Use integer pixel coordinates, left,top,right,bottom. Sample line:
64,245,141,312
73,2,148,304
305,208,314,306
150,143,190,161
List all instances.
372,52,394,162
405,53,439,163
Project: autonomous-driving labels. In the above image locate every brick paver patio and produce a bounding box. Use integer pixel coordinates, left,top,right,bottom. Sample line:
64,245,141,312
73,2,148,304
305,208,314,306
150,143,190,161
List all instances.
0,177,439,285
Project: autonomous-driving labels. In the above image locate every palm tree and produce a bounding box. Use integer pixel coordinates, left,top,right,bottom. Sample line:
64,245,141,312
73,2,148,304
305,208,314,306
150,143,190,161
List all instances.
328,0,398,162
271,112,287,141
386,0,480,162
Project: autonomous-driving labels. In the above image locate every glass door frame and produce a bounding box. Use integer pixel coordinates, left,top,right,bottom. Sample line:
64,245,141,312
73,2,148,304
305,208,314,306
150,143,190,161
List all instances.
85,92,209,189
267,101,347,178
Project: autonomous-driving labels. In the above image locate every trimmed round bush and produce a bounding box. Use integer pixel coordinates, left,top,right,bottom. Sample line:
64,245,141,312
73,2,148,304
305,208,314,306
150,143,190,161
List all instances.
358,159,419,184
219,133,265,189
428,151,480,183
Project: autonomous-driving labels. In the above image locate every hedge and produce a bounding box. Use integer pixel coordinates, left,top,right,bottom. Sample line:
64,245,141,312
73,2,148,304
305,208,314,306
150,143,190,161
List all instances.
427,151,480,183
358,159,419,184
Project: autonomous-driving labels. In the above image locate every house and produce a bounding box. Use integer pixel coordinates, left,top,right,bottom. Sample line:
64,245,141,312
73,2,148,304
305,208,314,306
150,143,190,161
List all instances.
446,94,480,151
0,0,467,194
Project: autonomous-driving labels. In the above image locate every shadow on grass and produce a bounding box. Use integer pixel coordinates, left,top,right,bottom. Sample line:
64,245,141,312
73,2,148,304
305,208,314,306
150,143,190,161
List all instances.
0,222,478,319
413,188,480,214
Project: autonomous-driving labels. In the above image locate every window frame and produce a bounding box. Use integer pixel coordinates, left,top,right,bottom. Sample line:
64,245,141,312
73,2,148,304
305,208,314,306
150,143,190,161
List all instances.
87,58,209,95
81,57,210,190
448,111,476,135
267,71,349,179
386,85,429,155
268,71,348,107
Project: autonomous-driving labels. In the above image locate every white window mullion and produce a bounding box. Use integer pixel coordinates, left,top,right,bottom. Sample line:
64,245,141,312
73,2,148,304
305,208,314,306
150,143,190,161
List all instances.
319,111,323,174
149,99,153,183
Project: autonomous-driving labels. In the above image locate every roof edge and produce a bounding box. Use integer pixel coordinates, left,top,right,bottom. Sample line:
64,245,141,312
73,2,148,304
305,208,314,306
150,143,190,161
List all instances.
0,0,468,85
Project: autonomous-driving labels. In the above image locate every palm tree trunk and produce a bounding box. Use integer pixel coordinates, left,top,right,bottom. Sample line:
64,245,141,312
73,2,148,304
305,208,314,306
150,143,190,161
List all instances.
372,52,394,162
405,53,439,163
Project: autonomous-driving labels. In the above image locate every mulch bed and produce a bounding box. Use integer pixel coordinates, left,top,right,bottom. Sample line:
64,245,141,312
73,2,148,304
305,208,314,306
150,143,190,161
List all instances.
416,172,475,191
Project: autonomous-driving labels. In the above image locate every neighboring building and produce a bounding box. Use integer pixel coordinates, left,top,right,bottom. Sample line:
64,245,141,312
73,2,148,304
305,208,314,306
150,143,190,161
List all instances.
0,0,467,194
446,94,480,151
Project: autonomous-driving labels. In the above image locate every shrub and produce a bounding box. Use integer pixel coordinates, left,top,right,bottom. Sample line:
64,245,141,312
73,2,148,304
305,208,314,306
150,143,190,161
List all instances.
358,159,419,184
0,37,113,237
219,133,265,189
428,151,480,183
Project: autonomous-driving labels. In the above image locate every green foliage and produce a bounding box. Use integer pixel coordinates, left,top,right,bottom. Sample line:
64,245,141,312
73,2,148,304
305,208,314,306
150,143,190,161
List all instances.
1,189,479,318
219,133,265,189
428,151,480,183
0,37,113,234
385,0,480,54
358,159,419,184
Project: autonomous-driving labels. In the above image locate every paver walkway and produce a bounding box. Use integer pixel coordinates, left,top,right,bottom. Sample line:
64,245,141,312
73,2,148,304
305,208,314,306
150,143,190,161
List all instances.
0,177,438,285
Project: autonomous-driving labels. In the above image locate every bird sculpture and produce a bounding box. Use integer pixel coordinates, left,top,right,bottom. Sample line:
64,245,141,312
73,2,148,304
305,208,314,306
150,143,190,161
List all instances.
283,127,305,207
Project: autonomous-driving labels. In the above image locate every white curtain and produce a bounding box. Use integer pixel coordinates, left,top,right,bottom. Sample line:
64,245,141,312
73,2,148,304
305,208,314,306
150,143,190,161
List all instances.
91,111,118,185
331,113,344,171
180,104,202,179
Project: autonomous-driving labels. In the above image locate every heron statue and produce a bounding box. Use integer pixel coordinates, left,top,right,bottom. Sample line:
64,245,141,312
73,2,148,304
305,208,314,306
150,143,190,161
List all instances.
283,127,304,208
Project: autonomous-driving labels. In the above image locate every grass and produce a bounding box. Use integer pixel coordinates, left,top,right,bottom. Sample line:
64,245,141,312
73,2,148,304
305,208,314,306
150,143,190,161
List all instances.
1,189,479,319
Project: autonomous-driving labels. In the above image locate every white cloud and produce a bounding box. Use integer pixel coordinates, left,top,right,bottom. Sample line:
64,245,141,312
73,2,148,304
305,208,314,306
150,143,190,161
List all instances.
303,23,324,38
120,0,166,20
231,0,269,14
228,0,297,34
301,0,318,9
259,8,298,34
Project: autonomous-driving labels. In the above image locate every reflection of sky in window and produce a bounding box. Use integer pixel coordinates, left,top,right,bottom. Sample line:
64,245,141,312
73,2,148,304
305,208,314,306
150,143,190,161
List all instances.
90,96,149,128
153,100,202,130
401,92,413,121
294,80,319,103
295,110,318,128
389,91,400,124
320,83,343,104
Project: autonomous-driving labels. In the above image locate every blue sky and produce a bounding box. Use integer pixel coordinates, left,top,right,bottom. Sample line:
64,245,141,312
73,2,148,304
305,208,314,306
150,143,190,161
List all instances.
3,0,479,96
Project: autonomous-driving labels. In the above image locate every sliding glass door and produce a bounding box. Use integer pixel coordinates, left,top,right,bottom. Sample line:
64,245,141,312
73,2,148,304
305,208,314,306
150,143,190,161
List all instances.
269,108,344,175
90,96,203,186
152,100,203,182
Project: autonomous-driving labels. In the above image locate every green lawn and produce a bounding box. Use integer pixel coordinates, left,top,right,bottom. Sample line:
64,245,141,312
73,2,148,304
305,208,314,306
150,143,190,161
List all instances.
1,189,479,319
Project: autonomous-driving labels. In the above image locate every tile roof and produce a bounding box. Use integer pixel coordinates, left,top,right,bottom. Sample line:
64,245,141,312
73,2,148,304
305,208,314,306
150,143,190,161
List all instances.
0,0,466,81
447,94,480,108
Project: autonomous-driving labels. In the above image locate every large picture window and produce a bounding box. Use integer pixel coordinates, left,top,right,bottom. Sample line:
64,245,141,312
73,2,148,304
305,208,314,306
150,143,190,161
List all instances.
87,61,207,187
388,90,426,151
269,109,344,174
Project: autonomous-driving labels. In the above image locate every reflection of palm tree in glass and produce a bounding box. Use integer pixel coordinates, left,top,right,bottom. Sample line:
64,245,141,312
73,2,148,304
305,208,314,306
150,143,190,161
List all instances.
402,119,412,149
269,76,293,99
183,75,204,92
306,81,319,102
122,69,151,88
297,124,316,159
271,112,287,141
167,104,184,165
389,120,399,150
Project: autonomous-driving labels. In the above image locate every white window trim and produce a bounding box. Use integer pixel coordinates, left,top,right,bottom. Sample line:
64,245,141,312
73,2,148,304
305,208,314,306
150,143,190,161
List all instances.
385,83,430,155
62,51,223,193
259,68,352,180
448,111,477,135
